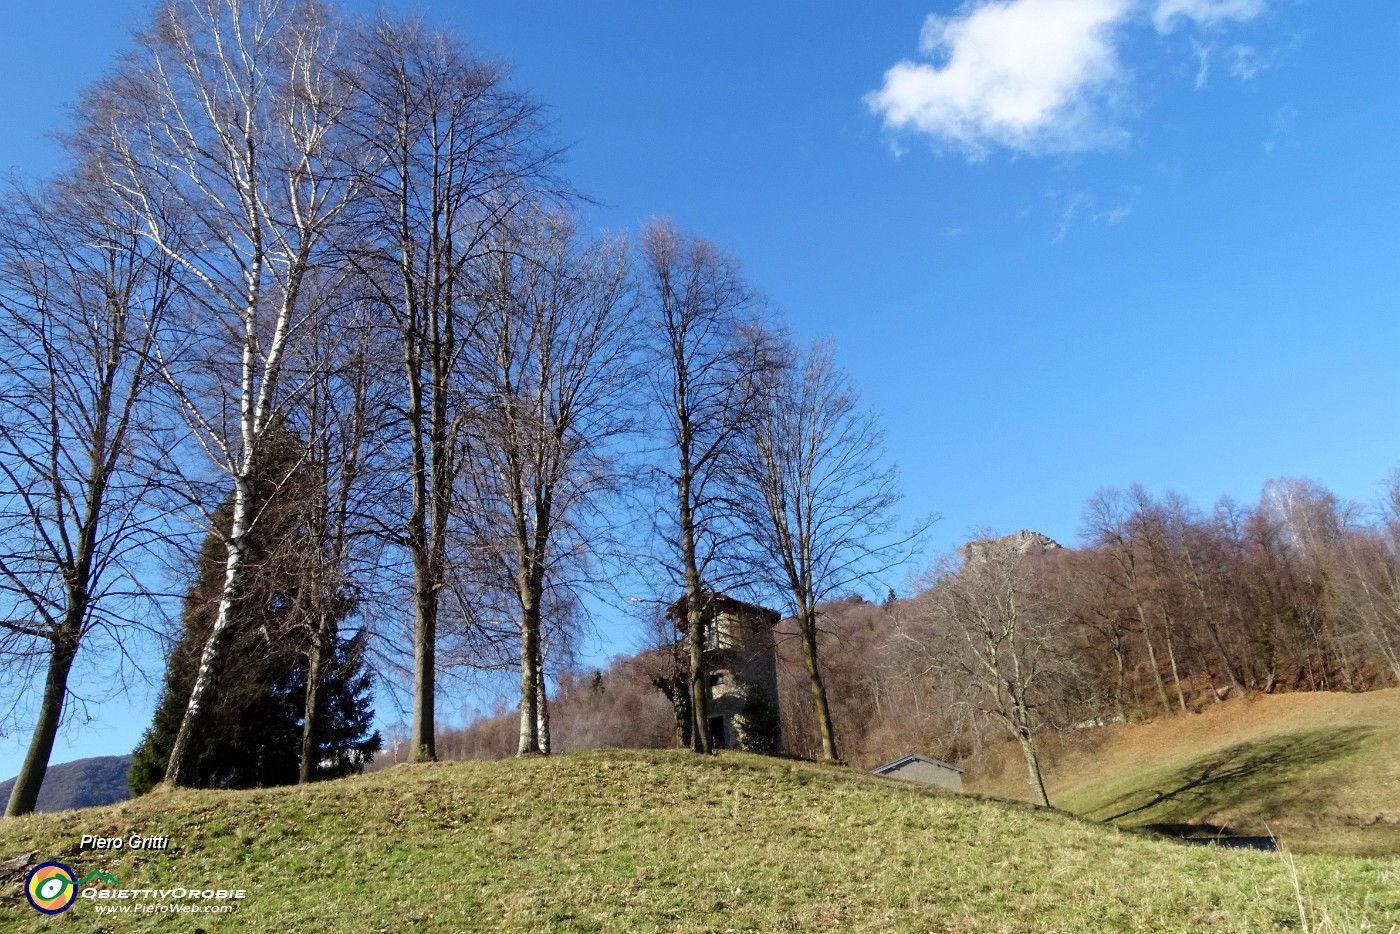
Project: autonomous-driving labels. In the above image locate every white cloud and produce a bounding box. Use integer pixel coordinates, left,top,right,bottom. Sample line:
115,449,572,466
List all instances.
1093,204,1133,225
1263,104,1298,154
1053,191,1093,244
865,0,1134,159
1229,44,1262,80
1153,0,1267,34
1049,187,1137,243
867,0,1276,159
1190,39,1211,89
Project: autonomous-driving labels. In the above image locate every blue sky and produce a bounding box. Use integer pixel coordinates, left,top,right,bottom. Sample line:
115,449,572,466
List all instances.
3,0,1398,773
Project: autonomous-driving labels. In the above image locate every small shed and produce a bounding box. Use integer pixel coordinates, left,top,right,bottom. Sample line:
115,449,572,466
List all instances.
871,754,964,791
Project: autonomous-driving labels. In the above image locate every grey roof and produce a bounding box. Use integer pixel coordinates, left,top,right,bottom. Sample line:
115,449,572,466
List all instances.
666,591,781,625
871,753,965,775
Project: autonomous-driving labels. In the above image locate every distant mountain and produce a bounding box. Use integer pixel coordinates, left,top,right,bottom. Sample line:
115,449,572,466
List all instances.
0,755,133,812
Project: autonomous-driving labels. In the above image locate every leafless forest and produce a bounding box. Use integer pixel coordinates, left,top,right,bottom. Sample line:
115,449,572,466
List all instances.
0,0,907,815
4,0,1397,820
421,478,1400,802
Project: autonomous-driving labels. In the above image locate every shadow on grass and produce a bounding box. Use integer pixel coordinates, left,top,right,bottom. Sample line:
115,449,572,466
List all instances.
1086,728,1375,826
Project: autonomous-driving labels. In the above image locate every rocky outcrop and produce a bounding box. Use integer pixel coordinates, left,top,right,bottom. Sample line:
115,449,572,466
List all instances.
959,530,1062,566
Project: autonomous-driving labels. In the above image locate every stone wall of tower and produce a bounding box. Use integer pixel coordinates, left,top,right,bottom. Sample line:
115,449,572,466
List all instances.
669,592,781,750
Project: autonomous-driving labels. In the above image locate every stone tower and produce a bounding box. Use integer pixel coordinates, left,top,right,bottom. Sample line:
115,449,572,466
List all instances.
668,592,781,751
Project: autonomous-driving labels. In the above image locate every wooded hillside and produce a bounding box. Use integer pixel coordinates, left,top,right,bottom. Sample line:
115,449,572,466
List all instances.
406,476,1400,802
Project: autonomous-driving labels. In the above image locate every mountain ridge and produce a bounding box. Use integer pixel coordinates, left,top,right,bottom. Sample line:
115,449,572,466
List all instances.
0,754,132,814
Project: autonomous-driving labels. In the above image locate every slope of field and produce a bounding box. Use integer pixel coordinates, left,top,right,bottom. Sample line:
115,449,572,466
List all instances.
0,755,133,814
1,750,1397,932
970,689,1400,857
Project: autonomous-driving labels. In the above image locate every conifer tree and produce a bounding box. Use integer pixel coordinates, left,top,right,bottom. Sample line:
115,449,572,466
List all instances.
129,429,378,794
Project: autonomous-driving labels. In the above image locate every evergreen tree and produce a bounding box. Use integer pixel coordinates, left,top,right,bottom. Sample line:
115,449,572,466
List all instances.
734,680,782,755
307,630,381,781
130,428,378,795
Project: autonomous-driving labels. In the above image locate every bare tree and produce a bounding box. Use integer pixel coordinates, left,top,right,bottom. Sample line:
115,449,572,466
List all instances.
457,213,637,756
1156,490,1250,700
79,0,363,787
908,543,1080,807
741,339,912,763
1261,477,1362,689
0,174,178,816
1126,488,1194,714
1081,487,1174,718
283,285,396,783
639,219,768,754
1331,472,1400,683
343,15,558,762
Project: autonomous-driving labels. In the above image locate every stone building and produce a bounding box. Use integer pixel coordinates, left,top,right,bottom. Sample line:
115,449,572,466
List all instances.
668,592,781,750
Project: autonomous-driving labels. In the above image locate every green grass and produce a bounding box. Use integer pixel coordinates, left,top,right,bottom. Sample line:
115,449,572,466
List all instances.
1058,728,1400,856
1,750,1397,932
968,690,1400,858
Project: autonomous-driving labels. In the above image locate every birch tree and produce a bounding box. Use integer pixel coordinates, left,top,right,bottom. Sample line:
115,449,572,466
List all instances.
0,175,178,816
79,0,362,787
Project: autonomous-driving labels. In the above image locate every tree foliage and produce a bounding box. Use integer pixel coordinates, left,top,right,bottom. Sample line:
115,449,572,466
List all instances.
734,680,782,755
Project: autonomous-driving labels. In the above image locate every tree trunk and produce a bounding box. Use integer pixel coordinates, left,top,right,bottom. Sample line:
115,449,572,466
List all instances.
517,602,541,755
678,468,711,754
405,324,438,763
1111,640,1128,723
1016,728,1052,808
654,676,691,748
1164,621,1188,714
1258,606,1278,692
165,482,253,787
686,598,711,753
5,627,80,817
298,611,330,784
1140,625,1173,718
535,644,551,756
797,606,839,763
408,558,437,762
415,328,453,761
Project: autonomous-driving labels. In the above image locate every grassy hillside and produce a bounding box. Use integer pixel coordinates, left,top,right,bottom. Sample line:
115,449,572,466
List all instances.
969,689,1400,857
1,750,1397,932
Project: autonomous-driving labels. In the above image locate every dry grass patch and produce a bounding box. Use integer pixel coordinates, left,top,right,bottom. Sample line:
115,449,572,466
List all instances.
969,690,1400,856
